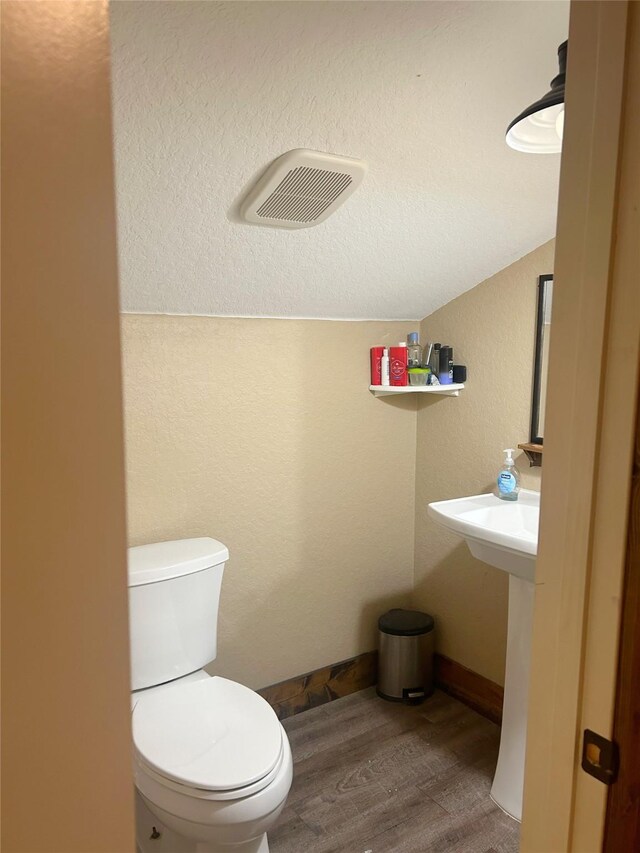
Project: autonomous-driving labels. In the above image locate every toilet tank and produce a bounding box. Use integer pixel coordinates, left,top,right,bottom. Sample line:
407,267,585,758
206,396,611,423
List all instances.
128,537,229,691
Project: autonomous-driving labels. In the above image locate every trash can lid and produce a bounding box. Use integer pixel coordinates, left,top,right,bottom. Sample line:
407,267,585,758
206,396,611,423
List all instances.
378,609,435,636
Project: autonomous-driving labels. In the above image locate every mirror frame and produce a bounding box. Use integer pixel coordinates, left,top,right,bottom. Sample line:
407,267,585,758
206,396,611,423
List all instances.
530,274,553,445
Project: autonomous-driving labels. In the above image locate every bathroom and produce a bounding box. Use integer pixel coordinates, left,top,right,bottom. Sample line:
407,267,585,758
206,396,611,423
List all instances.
3,2,639,853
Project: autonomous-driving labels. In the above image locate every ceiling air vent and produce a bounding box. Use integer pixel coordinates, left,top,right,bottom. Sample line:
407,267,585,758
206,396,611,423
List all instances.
241,149,367,229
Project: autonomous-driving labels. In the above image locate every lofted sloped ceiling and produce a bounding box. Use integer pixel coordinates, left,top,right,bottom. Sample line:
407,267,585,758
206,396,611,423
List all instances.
110,0,568,320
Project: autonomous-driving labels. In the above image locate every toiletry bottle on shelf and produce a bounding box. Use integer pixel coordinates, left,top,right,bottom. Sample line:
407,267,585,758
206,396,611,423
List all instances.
370,347,384,385
407,332,423,368
380,348,390,386
438,346,453,385
447,347,454,383
389,343,408,386
429,343,441,375
496,449,521,502
422,342,434,369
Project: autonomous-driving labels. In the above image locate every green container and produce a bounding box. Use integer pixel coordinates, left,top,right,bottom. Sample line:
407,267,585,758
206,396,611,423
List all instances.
407,368,431,386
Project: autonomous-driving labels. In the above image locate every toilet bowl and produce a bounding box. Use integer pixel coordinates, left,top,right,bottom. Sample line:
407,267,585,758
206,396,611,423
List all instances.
127,538,293,853
132,672,292,852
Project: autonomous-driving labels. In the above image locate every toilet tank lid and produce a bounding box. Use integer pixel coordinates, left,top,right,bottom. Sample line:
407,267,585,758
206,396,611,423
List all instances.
128,538,229,587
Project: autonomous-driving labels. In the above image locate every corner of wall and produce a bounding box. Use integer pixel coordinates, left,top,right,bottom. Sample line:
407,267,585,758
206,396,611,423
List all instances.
410,240,554,685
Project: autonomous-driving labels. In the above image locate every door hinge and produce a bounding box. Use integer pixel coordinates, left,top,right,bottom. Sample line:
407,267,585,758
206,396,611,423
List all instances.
581,729,619,784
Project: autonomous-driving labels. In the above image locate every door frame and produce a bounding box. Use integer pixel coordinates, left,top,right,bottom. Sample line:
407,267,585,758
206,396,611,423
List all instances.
521,2,640,851
1,2,135,850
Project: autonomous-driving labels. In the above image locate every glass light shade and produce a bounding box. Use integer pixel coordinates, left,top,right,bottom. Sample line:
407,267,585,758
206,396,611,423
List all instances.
506,103,564,153
506,41,567,154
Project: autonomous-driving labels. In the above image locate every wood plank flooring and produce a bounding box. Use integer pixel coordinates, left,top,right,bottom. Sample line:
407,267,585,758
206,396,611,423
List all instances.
270,688,519,853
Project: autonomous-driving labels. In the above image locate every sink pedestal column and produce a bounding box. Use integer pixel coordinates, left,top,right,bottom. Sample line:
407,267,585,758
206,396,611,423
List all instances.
490,575,535,822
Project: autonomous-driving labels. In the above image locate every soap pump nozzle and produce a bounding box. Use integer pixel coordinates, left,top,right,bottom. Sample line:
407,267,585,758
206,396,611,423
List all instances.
503,448,515,466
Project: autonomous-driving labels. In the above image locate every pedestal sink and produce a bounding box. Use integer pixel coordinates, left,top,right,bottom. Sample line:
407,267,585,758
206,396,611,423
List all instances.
427,489,539,822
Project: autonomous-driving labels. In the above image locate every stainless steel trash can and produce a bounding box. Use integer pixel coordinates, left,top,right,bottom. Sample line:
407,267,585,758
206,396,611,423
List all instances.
377,609,435,704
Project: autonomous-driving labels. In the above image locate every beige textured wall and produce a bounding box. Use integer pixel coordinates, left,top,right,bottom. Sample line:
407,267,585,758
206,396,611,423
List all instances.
2,2,135,850
414,240,554,686
122,316,417,688
122,247,553,690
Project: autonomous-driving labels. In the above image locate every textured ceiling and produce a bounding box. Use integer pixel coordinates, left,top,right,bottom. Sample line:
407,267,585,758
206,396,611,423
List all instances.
110,0,568,320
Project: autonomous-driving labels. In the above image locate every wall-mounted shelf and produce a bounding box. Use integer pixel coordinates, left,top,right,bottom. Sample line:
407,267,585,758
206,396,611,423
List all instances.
370,383,464,398
518,442,544,467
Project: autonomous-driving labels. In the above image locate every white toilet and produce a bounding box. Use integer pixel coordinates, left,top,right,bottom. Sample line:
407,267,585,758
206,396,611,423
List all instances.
128,537,293,853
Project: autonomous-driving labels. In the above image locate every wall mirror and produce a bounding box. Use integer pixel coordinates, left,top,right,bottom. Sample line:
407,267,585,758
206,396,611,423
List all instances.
531,274,554,444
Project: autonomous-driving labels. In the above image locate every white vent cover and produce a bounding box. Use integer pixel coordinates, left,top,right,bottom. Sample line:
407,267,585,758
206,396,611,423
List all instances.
241,149,367,229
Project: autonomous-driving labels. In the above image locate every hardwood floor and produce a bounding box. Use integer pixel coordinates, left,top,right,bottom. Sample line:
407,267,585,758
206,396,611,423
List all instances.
270,688,520,853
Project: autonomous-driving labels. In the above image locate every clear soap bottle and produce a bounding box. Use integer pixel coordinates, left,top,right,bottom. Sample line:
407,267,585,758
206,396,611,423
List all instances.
407,332,423,368
496,449,521,501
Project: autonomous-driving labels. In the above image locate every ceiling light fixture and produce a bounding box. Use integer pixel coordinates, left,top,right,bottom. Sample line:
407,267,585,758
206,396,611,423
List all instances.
506,40,567,154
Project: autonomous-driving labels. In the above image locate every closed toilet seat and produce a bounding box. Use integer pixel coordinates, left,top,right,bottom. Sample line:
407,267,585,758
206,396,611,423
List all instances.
132,676,284,801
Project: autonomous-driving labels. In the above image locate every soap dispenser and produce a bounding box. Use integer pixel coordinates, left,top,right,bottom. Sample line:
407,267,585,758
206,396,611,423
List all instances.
496,449,521,501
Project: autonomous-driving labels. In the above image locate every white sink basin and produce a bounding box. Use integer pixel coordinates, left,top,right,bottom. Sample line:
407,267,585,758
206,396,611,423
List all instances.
427,489,539,582
427,488,541,823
